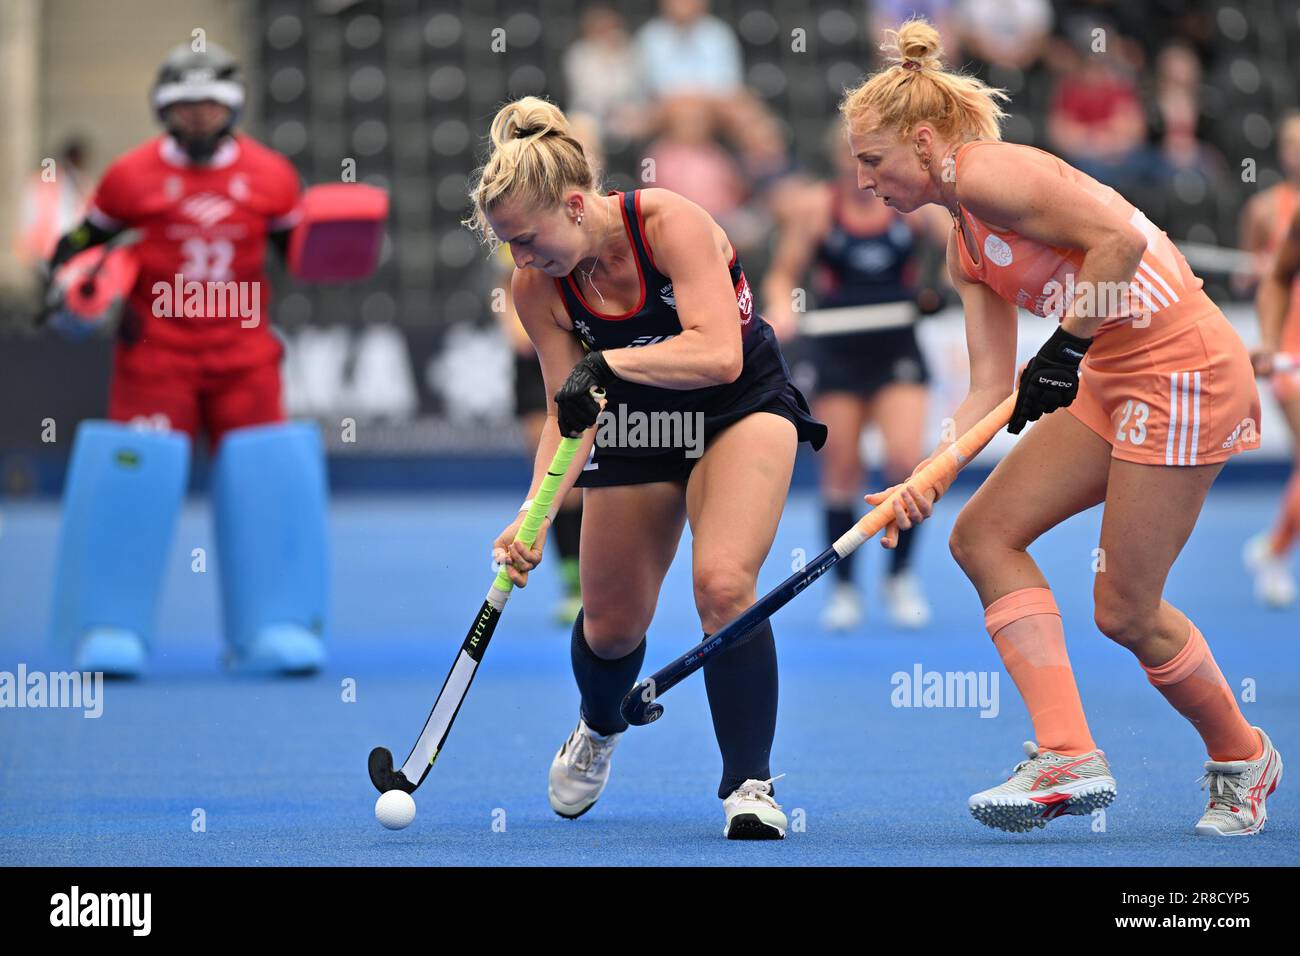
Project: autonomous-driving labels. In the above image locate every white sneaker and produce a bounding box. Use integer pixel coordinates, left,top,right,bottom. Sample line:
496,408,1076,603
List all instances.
968,741,1117,833
883,571,931,629
548,717,621,819
1244,533,1296,608
820,582,862,631
1195,727,1283,836
723,775,787,839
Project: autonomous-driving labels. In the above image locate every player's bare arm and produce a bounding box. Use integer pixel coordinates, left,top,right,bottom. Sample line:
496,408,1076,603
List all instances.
956,148,1147,339
760,184,830,336
600,189,745,388
493,266,596,586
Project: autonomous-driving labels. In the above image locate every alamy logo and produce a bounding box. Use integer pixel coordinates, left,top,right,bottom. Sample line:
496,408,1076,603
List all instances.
891,664,999,717
0,665,103,718
152,274,260,327
50,886,151,935
595,403,705,459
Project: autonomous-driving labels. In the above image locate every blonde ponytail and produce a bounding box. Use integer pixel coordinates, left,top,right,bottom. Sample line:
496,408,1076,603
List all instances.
840,19,1009,143
464,97,597,244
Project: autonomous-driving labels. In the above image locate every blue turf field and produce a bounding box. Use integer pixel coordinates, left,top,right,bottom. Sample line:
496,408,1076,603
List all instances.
1,485,1296,866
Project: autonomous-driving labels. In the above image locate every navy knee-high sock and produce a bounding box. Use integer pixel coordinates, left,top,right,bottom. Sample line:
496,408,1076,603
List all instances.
570,609,645,736
825,505,857,584
889,525,919,575
552,505,582,561
704,620,778,799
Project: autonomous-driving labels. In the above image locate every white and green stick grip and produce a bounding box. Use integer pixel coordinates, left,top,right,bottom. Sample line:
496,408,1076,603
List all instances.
368,403,596,794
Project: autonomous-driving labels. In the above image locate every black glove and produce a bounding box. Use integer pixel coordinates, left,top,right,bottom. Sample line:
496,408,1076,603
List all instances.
555,350,617,438
1008,325,1093,435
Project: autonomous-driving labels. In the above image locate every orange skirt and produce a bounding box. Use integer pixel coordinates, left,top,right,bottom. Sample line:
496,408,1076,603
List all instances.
1067,290,1262,466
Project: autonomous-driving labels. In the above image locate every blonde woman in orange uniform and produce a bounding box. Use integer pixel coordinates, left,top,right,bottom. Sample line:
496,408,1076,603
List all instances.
841,20,1282,835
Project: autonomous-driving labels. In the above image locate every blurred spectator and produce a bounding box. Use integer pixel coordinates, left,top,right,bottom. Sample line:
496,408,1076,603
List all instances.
1155,87,1222,180
562,6,649,143
1047,45,1153,192
954,0,1052,144
12,136,93,268
635,0,743,101
644,96,744,221
723,91,797,197
957,0,1051,70
643,94,780,256
1150,42,1221,186
1055,0,1213,64
1154,39,1201,95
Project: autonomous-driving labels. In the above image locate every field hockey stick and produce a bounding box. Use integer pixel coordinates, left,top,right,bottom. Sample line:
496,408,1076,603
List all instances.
620,391,1017,727
800,302,919,337
39,228,142,325
369,391,601,794
76,228,143,297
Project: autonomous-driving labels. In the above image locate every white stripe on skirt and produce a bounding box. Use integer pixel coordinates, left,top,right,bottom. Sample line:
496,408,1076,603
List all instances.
1190,371,1202,465
1166,372,1178,465
1178,371,1191,465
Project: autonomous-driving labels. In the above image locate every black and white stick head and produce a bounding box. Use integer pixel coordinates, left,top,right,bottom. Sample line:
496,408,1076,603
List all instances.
620,679,665,726
368,747,416,794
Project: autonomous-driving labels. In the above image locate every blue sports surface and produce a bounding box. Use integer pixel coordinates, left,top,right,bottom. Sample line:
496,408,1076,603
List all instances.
0,484,1296,866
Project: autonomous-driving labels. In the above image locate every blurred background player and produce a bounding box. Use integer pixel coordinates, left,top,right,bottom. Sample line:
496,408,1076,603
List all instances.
1240,110,1300,608
764,119,949,631
13,135,93,269
42,41,380,678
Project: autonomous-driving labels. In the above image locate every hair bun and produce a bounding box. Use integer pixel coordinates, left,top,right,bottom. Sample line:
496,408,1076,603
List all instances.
488,96,570,151
883,18,944,72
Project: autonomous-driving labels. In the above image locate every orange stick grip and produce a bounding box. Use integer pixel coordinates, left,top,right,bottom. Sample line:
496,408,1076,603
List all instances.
833,393,1017,556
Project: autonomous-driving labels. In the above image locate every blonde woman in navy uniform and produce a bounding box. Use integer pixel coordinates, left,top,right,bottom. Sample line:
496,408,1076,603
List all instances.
466,98,866,839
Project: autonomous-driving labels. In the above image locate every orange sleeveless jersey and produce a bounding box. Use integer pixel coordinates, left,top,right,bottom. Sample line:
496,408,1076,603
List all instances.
951,141,1202,332
950,141,1260,467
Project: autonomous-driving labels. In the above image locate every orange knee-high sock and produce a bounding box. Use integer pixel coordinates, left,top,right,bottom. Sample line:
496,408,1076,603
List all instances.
1143,621,1262,761
1268,468,1300,555
986,588,1096,756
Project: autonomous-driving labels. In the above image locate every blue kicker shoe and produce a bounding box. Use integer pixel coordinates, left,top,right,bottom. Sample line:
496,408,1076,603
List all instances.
224,624,326,676
74,628,148,678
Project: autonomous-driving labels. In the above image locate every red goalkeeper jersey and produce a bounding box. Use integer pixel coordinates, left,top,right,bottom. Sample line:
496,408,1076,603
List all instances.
87,133,301,370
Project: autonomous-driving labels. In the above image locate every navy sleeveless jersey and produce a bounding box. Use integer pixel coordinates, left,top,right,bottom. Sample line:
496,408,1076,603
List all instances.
813,187,916,309
555,190,798,449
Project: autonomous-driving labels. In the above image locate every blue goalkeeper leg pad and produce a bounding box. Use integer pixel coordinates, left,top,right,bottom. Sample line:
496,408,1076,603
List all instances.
213,421,329,675
50,421,191,677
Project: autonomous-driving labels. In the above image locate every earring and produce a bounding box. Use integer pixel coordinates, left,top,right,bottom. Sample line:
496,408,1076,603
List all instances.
920,153,931,171
576,213,583,225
